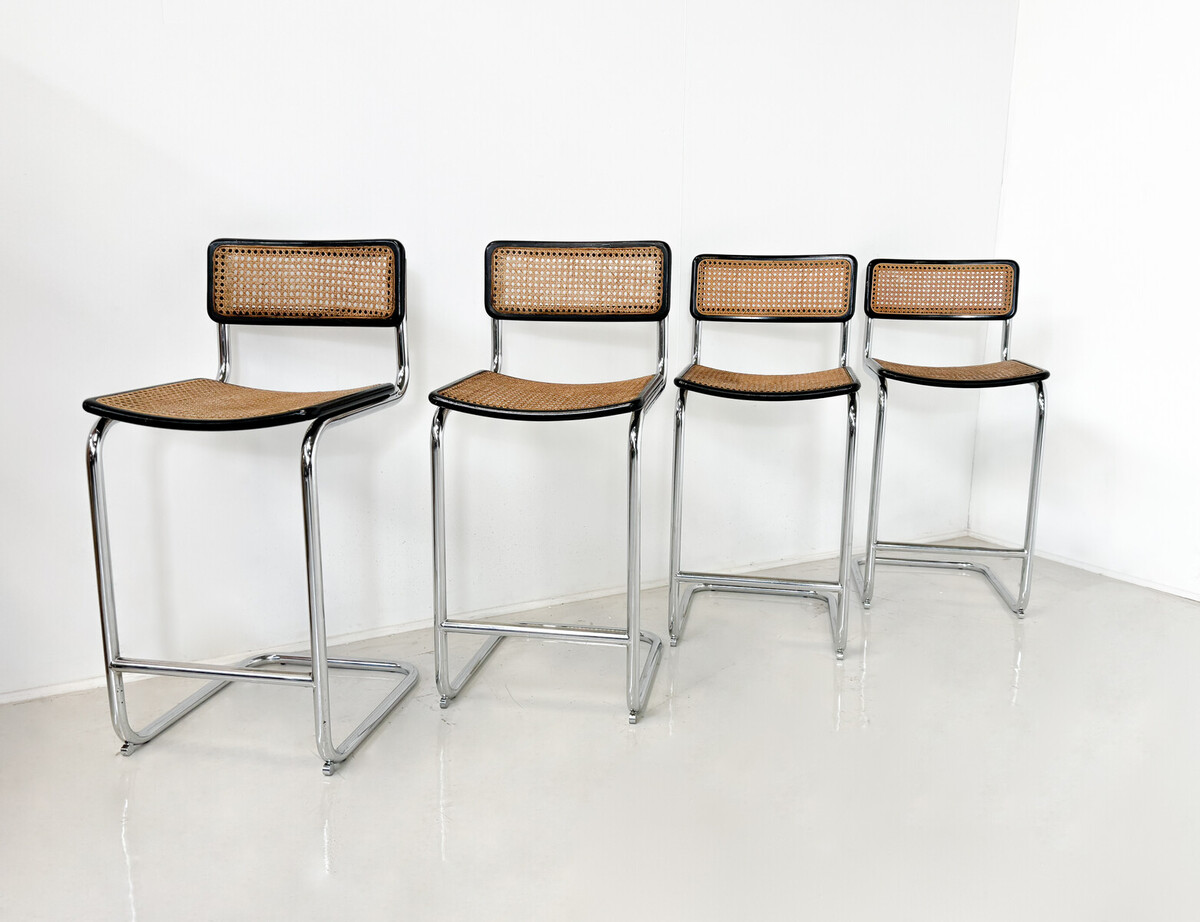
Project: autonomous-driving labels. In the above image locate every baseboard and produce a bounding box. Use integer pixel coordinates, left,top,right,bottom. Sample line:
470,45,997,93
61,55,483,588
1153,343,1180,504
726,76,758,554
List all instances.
0,620,430,706
967,529,1200,604
0,529,984,705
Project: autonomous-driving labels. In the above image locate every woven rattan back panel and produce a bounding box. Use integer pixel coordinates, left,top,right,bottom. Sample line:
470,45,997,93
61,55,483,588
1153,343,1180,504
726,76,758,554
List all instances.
692,255,855,321
208,240,403,326
486,242,669,321
866,260,1017,319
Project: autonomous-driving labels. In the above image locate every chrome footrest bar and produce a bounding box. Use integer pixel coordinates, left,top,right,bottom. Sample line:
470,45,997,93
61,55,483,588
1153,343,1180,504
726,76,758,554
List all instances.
440,620,631,645
434,622,664,717
855,553,1025,616
676,570,841,593
670,577,847,659
874,540,1025,559
110,656,313,685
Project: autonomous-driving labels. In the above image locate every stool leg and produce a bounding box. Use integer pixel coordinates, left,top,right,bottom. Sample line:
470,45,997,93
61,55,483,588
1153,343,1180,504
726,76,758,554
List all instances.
858,378,888,608
431,408,452,706
833,391,858,656
300,413,419,775
87,418,143,750
429,408,503,708
626,411,643,721
87,419,238,755
667,390,688,646
626,410,662,724
300,419,337,774
1015,381,1047,615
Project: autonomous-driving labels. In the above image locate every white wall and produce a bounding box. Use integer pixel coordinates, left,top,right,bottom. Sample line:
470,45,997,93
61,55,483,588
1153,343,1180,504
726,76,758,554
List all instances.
677,0,1019,575
970,0,1200,601
0,0,1020,699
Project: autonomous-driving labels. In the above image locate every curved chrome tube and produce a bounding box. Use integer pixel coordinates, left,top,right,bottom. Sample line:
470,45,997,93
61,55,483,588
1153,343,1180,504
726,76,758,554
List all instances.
858,378,888,606
853,380,1047,619
430,401,663,720
1015,380,1047,613
667,390,688,645
86,356,414,773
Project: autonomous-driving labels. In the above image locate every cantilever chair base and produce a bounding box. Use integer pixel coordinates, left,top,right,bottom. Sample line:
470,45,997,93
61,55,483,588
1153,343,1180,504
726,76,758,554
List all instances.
856,259,1049,618
109,652,418,775
670,572,848,658
854,379,1047,618
430,404,664,724
667,253,861,661
854,377,1046,618
667,382,858,659
434,623,663,723
87,399,418,775
851,543,1032,617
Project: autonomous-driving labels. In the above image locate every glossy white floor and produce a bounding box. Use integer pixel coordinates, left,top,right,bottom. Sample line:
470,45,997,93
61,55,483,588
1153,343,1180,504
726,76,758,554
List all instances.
3,553,1198,920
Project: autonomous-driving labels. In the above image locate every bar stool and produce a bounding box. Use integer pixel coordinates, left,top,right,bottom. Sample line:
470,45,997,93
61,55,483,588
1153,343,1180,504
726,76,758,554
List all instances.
853,258,1049,616
668,254,860,658
83,238,417,774
429,240,669,723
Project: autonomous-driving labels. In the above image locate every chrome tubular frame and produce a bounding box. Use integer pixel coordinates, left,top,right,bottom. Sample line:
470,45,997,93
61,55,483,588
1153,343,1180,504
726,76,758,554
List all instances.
430,319,667,724
667,316,858,658
85,319,417,775
216,323,231,383
490,318,503,373
852,316,1047,617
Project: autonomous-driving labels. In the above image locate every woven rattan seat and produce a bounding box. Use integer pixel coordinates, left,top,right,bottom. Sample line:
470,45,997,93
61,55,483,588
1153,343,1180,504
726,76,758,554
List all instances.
676,363,857,401
431,371,657,421
85,378,394,430
869,358,1048,389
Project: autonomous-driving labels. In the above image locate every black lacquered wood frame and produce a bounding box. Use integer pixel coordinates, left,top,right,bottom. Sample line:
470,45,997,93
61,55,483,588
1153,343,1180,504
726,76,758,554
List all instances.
864,257,1019,321
484,239,671,322
689,252,858,323
207,238,406,327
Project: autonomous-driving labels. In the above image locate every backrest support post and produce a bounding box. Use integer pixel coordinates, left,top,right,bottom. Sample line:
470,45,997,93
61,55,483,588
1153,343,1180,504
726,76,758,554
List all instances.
216,323,231,382
395,319,410,393
491,318,503,373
